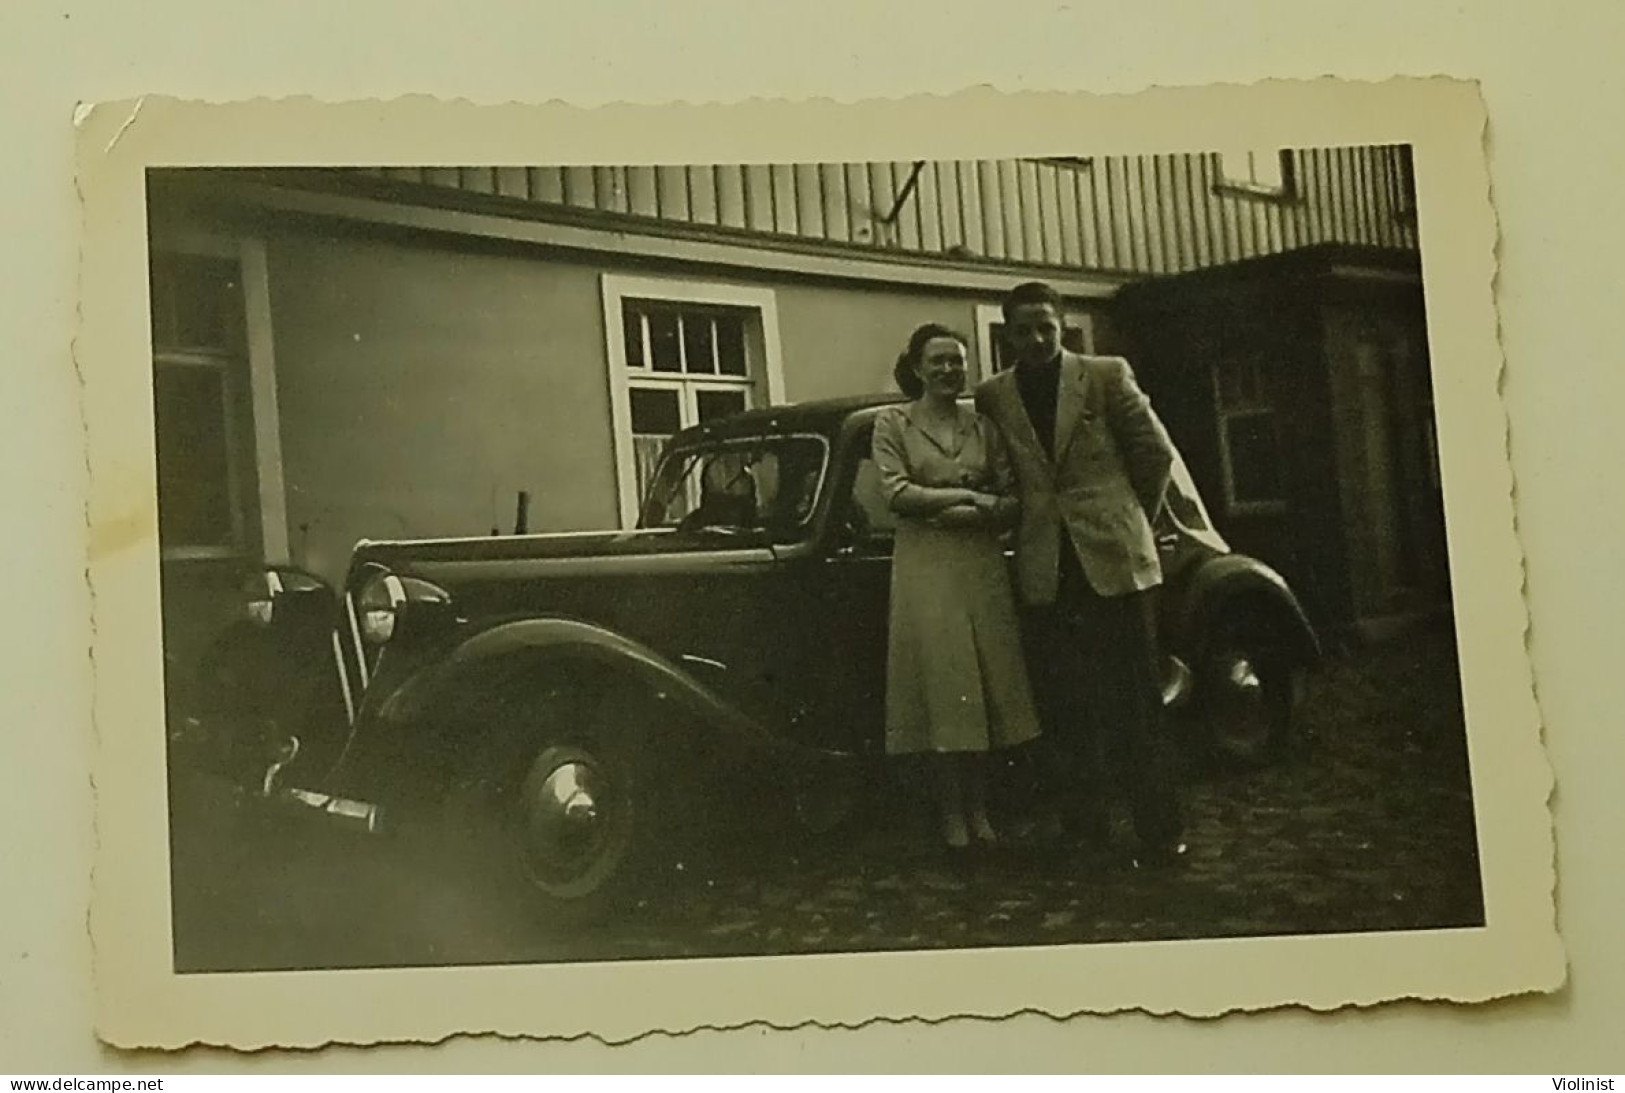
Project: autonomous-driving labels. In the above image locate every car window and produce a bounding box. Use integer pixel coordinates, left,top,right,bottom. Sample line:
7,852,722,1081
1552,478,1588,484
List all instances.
640,436,828,535
846,455,899,546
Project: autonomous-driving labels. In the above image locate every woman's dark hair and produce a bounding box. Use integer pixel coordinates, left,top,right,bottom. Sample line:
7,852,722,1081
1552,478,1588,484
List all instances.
893,322,968,398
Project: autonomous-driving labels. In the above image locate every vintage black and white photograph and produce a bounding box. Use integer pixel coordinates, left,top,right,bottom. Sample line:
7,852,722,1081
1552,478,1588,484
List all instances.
147,145,1481,970
77,85,1558,1046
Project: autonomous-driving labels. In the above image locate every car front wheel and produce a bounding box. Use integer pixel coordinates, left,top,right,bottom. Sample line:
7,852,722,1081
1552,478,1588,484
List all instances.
514,742,641,910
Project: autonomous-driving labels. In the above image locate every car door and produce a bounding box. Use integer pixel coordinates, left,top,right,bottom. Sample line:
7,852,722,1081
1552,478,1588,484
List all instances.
778,424,895,756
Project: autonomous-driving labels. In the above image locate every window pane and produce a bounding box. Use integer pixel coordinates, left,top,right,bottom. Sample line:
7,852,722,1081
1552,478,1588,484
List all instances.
169,254,242,351
646,307,682,372
695,388,747,423
1226,413,1285,505
1219,150,1251,185
622,306,646,369
683,315,717,374
1061,325,1088,353
154,365,234,548
1251,150,1285,190
1220,149,1284,191
632,435,670,514
988,322,1007,372
1216,355,1267,412
629,386,682,435
715,313,748,376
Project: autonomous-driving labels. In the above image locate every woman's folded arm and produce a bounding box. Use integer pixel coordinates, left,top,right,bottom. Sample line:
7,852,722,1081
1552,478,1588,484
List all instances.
872,409,978,515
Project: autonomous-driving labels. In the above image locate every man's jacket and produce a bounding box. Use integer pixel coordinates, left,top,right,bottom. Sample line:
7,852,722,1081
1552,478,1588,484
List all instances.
975,351,1175,605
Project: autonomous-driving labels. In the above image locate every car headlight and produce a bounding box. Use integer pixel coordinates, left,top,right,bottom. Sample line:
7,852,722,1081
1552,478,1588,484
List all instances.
242,567,329,626
357,573,407,645
245,570,283,626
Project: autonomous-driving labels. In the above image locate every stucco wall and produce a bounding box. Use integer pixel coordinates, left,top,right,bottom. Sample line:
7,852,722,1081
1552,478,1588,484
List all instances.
773,281,995,400
259,228,1107,580
265,232,622,580
1323,298,1450,627
150,203,1115,684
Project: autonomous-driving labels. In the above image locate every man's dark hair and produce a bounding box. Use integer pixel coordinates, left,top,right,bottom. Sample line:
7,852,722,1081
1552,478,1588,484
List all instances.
1001,281,1064,323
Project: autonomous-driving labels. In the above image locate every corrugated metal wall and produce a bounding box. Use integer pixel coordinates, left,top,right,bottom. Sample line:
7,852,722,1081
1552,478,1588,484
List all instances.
359,146,1417,276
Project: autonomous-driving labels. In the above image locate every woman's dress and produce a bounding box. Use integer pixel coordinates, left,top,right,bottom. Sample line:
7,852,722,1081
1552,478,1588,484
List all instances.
872,402,1041,755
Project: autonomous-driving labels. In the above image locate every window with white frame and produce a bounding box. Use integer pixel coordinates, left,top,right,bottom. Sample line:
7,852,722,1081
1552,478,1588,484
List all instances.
1212,348,1288,514
601,276,785,527
1217,149,1291,198
973,303,1093,380
149,241,287,562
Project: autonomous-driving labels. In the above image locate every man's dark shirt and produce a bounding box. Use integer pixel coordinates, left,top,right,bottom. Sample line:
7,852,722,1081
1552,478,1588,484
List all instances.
1011,350,1091,600
1013,352,1062,459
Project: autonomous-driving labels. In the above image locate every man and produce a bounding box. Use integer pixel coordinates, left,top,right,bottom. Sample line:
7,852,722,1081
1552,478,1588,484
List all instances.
974,281,1186,866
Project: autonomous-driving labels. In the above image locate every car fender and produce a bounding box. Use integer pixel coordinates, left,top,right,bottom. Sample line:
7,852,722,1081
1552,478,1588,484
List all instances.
367,614,851,775
1165,553,1321,667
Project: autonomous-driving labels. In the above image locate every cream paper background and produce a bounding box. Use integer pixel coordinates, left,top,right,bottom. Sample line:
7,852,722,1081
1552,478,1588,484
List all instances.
6,0,1624,1072
78,82,1555,1047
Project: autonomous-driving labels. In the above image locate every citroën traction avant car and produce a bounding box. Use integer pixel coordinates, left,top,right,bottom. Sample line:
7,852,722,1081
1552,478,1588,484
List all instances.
181,395,1320,915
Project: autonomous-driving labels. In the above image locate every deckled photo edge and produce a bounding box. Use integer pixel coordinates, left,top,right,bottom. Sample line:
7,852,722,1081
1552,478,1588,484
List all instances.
76,79,1560,1050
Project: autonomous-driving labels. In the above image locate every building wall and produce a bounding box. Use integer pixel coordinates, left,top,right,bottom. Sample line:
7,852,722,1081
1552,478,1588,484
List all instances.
351,146,1418,277
771,280,1113,399
774,280,978,400
1110,254,1446,635
1113,278,1350,629
264,232,621,581
149,150,1422,671
248,223,1108,583
1321,297,1450,629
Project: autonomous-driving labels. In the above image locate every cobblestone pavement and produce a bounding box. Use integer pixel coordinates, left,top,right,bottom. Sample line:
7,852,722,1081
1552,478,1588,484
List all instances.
170,625,1482,972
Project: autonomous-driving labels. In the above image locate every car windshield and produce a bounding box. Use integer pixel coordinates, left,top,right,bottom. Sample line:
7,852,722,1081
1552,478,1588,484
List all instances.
639,435,828,536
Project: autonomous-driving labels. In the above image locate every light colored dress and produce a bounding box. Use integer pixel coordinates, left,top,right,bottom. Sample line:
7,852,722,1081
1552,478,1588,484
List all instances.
872,402,1041,755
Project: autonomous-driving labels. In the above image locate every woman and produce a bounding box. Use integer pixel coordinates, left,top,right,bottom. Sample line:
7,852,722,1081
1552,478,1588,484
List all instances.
872,322,1041,851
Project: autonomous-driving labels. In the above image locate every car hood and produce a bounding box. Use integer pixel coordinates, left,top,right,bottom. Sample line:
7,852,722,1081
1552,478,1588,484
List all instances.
344,525,784,589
